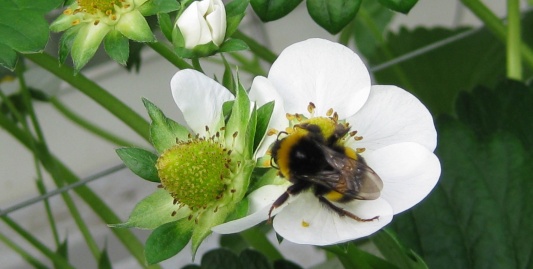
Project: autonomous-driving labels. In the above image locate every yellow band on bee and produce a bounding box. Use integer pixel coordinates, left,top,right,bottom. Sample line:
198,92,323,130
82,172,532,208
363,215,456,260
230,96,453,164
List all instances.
324,190,344,201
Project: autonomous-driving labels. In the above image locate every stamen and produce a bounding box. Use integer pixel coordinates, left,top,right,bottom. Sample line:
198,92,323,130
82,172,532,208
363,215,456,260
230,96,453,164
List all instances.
267,129,278,136
356,148,366,153
354,136,363,141
307,102,316,115
326,108,334,117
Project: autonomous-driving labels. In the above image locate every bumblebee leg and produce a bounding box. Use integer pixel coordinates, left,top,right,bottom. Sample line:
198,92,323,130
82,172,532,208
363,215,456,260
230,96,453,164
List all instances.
268,182,310,223
318,196,379,222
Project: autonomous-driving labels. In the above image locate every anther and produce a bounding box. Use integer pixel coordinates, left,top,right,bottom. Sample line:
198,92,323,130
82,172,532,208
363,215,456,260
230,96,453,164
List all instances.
307,102,316,114
354,136,363,141
349,131,358,137
157,184,163,188
188,215,193,220
214,206,219,213
171,211,177,217
356,148,366,153
326,108,334,117
93,20,100,25
267,129,278,136
173,199,178,205
230,189,236,193
332,112,339,122
63,9,73,15
71,19,80,26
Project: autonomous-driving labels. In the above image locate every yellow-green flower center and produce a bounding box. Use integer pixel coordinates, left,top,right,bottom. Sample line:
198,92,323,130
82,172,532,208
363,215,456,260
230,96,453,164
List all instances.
77,0,116,14
156,139,232,210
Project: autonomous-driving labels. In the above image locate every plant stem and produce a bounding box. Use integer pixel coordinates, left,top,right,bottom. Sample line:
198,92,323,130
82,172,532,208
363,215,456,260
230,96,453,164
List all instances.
148,42,193,70
24,53,150,142
50,97,140,147
0,232,49,269
506,0,522,80
233,30,277,64
36,179,61,247
240,228,283,262
460,0,533,71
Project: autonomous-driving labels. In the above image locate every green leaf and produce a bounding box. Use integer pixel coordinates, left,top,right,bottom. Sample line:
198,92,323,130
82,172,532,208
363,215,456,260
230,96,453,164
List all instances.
54,239,69,269
222,56,236,95
182,265,201,269
201,248,243,269
323,243,398,269
391,117,533,269
116,147,159,182
370,229,428,269
98,247,112,269
104,30,129,66
0,0,62,70
219,39,250,53
58,27,78,64
273,260,304,269
240,249,272,269
138,0,180,16
142,98,190,153
254,101,274,153
220,234,248,255
109,189,190,229
250,0,303,21
306,0,362,34
225,83,251,157
145,219,194,265
377,0,418,13
225,0,250,37
158,12,174,42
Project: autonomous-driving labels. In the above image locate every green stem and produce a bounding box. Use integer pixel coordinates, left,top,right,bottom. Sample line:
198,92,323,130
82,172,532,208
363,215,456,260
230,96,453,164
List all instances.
233,30,277,64
1,216,75,269
460,0,533,70
36,179,61,247
0,232,48,269
17,63,102,260
240,227,283,261
191,57,204,73
148,42,193,70
506,0,522,80
50,97,140,147
24,53,150,142
0,114,159,269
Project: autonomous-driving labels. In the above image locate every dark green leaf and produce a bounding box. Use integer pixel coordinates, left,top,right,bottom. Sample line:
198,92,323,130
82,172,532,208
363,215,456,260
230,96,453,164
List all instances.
98,247,113,269
370,229,427,269
201,248,242,269
240,249,272,269
145,219,194,265
225,0,250,37
181,265,201,269
222,55,236,95
0,0,62,69
306,0,362,34
377,0,418,13
142,98,190,153
273,259,304,269
104,30,129,66
391,117,533,269
220,234,248,254
250,0,303,21
125,41,144,72
58,27,78,64
219,39,250,53
158,13,174,42
54,239,69,269
254,101,274,153
138,0,180,15
323,243,398,269
116,147,159,182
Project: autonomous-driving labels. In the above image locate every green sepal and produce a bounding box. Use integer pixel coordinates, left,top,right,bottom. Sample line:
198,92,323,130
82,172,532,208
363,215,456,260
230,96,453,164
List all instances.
104,30,129,66
115,11,155,42
222,55,236,95
254,101,274,154
71,23,110,71
0,43,17,70
219,39,249,53
158,12,174,42
250,0,303,21
175,41,219,59
377,0,418,14
224,198,249,222
116,147,159,182
246,104,258,158
58,27,78,64
225,0,250,37
145,218,194,265
306,0,362,34
222,100,235,120
142,98,190,153
138,0,180,16
225,81,251,157
109,189,190,229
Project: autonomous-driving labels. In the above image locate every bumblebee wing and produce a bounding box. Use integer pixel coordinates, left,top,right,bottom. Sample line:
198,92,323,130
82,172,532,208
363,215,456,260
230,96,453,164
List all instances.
316,144,383,200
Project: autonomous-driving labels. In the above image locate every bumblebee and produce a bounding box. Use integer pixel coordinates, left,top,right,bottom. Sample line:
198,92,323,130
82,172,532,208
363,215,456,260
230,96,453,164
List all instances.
269,117,383,222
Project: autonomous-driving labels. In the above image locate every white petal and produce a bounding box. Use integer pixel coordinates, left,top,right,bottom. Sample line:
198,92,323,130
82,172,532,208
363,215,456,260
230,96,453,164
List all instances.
346,85,437,152
268,38,371,118
212,184,288,234
249,76,288,158
170,70,233,135
273,192,393,245
364,142,441,214
205,0,226,46
176,1,211,48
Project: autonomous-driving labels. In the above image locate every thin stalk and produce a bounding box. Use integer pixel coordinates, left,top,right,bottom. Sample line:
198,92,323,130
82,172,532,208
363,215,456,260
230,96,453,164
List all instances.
1,216,75,269
191,57,204,73
148,42,193,70
233,30,277,64
460,0,533,70
24,53,150,142
507,0,522,80
50,97,140,147
0,232,49,269
17,63,101,260
240,228,283,262
36,179,61,247
0,114,159,269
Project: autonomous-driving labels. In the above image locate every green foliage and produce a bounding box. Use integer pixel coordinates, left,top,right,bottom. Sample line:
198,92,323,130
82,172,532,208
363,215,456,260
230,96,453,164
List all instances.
0,0,62,70
219,39,250,53
306,0,362,34
116,147,160,182
225,0,250,37
97,247,113,269
370,229,428,269
182,248,299,269
377,0,418,14
254,101,275,153
145,219,194,264
391,80,533,269
251,0,304,21
104,31,129,66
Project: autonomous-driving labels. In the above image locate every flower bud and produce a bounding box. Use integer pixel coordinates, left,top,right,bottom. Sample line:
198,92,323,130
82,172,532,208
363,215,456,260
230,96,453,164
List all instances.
176,0,227,49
